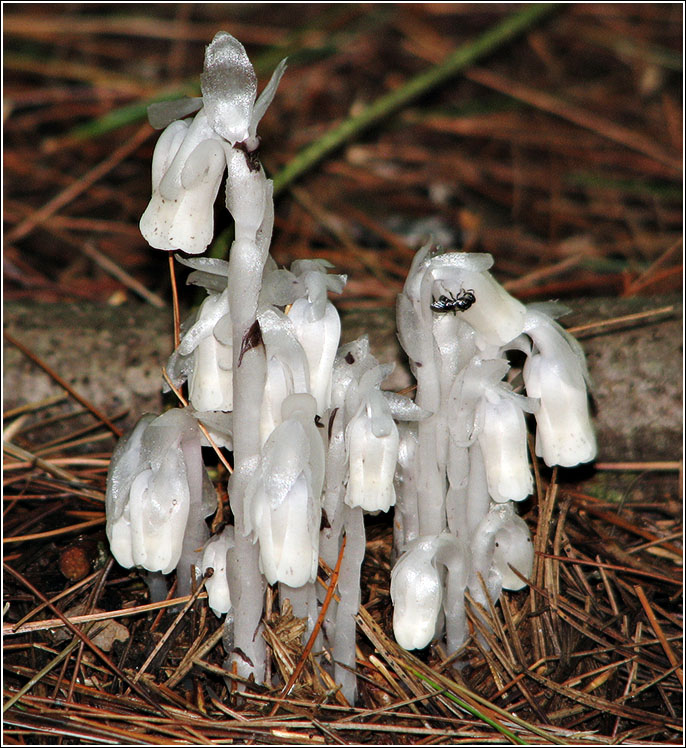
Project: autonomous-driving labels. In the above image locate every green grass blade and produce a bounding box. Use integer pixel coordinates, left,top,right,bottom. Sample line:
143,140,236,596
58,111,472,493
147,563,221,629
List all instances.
271,3,559,195
410,665,570,745
411,667,527,744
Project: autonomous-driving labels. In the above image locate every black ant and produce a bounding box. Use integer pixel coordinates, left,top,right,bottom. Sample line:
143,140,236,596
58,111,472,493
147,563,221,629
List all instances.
430,288,476,314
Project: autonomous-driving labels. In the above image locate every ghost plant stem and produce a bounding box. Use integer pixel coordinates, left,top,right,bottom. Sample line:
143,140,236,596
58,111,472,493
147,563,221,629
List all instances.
226,236,269,682
332,507,365,703
278,533,347,704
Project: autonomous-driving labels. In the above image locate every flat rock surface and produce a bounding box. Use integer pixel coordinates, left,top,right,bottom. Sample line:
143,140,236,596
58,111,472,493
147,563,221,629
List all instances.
4,296,682,462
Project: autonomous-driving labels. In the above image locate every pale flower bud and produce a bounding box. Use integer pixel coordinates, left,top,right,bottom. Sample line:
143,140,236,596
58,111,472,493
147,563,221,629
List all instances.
523,309,596,467
390,538,442,650
105,409,209,575
202,526,234,616
477,389,535,503
246,395,324,587
201,32,286,147
344,391,400,512
200,32,257,145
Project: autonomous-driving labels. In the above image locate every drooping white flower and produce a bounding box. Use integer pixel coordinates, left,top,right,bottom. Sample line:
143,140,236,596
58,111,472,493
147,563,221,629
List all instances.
470,502,533,605
336,344,425,514
492,516,534,591
425,252,526,348
345,404,399,513
139,32,286,254
390,537,443,650
246,394,324,587
258,258,346,416
106,414,154,571
284,261,346,414
175,288,233,413
476,384,537,503
344,387,399,513
202,526,235,616
288,295,340,414
523,308,596,467
446,271,526,348
105,409,213,575
140,110,226,254
160,257,235,448
258,309,311,444
447,356,535,508
390,533,470,651
399,247,525,349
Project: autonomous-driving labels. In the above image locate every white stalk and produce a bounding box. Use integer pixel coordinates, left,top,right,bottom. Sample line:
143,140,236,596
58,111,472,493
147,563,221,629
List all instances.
224,170,272,681
332,506,365,705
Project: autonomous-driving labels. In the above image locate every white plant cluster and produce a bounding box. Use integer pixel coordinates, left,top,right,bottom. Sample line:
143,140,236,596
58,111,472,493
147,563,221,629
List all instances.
391,247,596,653
105,32,596,704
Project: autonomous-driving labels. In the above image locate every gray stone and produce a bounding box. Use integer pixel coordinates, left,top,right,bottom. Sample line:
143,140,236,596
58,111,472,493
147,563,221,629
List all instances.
4,296,681,462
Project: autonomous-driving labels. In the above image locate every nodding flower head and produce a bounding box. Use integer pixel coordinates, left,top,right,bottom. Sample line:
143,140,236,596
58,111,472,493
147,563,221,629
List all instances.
442,269,526,349
258,309,311,444
390,537,443,650
200,32,287,149
139,32,286,254
390,533,469,651
470,502,533,604
343,363,401,513
469,359,538,503
400,247,526,348
168,286,233,413
344,392,400,512
523,307,597,467
105,409,210,576
202,526,235,616
260,259,346,416
285,260,346,415
139,111,227,254
246,394,324,587
338,345,427,514
492,516,534,591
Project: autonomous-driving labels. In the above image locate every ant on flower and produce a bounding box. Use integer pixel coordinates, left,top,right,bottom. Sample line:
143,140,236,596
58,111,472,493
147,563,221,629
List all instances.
430,288,476,314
